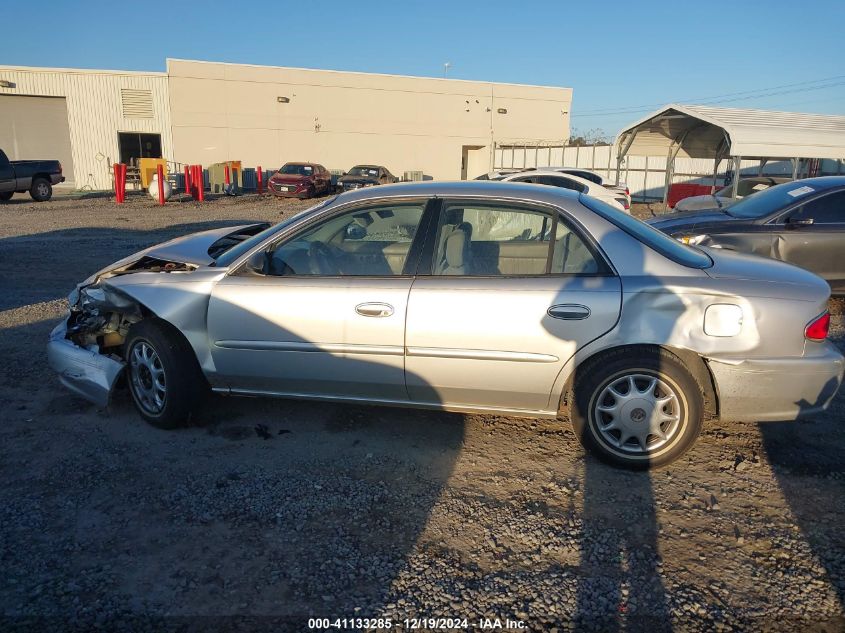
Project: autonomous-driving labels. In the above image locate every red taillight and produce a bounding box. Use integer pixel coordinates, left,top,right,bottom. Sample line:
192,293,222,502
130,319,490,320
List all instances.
805,312,831,342
623,200,630,210
625,187,630,196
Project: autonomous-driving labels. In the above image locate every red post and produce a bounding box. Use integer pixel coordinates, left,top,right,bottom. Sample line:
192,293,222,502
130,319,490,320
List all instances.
156,164,165,205
113,163,121,203
224,164,231,189
114,163,126,204
184,165,191,195
256,165,263,194
196,165,205,202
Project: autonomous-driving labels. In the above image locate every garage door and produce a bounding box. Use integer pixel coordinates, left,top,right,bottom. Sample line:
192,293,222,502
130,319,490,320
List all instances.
0,95,74,187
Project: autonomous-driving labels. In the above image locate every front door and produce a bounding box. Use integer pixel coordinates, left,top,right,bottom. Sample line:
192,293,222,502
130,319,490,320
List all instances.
207,199,431,400
771,189,845,293
405,199,622,413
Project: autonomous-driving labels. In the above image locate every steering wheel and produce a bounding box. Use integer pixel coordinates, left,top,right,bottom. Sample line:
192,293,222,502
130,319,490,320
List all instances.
308,241,341,275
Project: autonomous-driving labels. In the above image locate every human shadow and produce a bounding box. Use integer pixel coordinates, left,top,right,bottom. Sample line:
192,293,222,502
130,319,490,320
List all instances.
758,371,845,615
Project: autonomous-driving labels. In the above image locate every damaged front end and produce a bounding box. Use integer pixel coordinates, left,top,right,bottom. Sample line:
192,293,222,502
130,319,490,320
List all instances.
47,257,198,407
47,283,146,407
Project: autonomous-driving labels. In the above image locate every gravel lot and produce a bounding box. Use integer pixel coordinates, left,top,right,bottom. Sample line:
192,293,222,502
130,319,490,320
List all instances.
0,192,843,632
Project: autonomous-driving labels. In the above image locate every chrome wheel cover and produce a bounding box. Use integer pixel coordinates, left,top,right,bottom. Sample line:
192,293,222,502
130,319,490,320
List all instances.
36,182,49,197
592,372,683,455
128,340,167,415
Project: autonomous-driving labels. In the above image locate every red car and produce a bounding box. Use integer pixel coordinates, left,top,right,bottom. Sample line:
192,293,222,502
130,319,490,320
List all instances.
268,162,332,198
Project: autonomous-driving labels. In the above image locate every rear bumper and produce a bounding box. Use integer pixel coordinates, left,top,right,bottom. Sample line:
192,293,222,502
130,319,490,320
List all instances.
46,320,124,407
707,343,844,422
51,175,66,185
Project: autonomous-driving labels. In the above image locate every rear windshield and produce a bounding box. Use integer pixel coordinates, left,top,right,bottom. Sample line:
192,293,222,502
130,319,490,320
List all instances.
579,194,712,269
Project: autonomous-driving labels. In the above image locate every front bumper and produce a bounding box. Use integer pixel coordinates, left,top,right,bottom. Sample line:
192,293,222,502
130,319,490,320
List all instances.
46,320,125,407
707,342,844,422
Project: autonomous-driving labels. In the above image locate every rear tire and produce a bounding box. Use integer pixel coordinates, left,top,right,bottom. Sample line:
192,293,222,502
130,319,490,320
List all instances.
0,191,12,201
124,319,207,429
569,347,703,469
29,178,52,202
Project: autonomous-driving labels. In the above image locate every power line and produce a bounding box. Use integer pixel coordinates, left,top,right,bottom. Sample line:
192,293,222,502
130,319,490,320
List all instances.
572,73,845,117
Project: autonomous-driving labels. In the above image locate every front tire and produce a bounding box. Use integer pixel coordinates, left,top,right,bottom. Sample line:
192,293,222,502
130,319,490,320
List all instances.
569,347,703,469
0,191,12,201
124,319,206,429
30,178,52,201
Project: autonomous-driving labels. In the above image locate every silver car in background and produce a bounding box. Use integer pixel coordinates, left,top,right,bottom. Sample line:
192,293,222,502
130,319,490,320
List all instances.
47,181,843,468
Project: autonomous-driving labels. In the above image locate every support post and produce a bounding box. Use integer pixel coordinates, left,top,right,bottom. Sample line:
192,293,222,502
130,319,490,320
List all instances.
196,166,205,202
792,157,799,180
184,166,191,196
256,165,263,193
114,163,123,204
731,156,741,198
224,164,231,189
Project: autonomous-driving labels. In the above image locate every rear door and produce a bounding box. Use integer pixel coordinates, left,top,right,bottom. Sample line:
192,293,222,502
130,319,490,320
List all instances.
771,189,845,292
405,198,622,413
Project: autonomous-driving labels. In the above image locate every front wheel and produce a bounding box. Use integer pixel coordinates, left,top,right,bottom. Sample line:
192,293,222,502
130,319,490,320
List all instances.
29,178,52,202
124,319,206,428
569,347,703,469
0,191,13,201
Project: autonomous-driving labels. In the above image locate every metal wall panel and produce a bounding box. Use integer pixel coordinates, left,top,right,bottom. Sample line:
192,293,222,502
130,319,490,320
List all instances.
0,66,172,190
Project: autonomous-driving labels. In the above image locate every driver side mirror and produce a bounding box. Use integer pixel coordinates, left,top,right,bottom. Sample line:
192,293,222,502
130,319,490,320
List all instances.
786,216,814,228
245,250,268,274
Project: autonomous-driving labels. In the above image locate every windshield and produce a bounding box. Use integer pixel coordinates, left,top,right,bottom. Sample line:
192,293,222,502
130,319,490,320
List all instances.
279,163,314,176
580,194,712,269
725,180,815,219
348,166,379,177
213,197,336,267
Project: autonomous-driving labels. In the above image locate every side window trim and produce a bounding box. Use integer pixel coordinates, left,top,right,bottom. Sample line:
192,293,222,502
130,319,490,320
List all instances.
233,197,434,278
422,197,610,278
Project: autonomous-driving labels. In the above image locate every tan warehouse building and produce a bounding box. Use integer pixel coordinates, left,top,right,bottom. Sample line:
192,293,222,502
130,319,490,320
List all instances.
0,59,571,189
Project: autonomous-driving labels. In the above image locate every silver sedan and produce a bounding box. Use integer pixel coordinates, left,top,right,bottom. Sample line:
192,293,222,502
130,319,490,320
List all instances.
47,181,844,468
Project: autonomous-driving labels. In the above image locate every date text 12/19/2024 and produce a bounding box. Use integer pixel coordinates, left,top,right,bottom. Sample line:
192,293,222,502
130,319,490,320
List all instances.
308,617,527,630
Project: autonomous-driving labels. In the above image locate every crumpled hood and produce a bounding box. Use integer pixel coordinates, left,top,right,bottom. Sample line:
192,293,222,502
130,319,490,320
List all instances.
646,209,739,235
77,224,265,290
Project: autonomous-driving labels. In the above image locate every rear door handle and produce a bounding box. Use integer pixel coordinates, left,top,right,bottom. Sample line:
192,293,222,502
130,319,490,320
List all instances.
548,304,591,320
356,302,394,317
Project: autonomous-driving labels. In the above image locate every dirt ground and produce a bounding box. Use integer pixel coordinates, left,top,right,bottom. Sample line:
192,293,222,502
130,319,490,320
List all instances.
0,192,843,632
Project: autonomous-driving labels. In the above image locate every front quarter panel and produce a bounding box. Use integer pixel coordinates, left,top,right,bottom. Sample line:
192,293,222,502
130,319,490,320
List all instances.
102,268,226,379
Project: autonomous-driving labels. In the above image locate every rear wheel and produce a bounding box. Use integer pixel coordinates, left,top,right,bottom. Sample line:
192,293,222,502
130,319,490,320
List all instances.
29,178,52,201
569,347,703,469
0,191,12,201
124,319,206,429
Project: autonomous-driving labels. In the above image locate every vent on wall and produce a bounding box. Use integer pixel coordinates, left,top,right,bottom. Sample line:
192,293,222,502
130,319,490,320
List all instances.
120,89,154,118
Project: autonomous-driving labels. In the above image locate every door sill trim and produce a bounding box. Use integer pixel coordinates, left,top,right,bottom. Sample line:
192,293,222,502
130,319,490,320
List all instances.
211,387,559,419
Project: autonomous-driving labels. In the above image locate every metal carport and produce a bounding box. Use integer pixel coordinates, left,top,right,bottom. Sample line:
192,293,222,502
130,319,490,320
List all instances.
615,104,845,205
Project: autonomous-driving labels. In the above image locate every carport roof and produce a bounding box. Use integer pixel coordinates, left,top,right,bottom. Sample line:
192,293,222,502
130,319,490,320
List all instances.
616,104,845,160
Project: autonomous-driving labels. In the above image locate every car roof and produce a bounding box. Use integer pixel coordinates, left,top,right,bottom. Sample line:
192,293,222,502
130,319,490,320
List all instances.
329,179,584,206
500,170,598,189
350,164,382,169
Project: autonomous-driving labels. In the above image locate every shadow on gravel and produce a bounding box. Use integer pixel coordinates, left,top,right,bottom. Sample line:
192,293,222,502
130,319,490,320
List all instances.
0,222,259,311
758,375,845,613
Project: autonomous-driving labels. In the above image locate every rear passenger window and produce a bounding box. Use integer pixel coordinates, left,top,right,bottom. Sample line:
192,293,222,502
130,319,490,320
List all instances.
432,203,604,276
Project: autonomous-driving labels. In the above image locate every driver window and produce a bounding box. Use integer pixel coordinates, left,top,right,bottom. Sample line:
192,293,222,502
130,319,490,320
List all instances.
265,203,425,276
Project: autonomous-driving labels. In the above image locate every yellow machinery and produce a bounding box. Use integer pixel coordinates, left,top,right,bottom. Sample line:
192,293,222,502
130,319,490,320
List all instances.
209,161,243,193
138,158,168,189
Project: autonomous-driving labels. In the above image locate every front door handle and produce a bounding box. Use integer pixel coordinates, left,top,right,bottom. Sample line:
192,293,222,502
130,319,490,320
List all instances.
548,304,591,320
356,302,394,318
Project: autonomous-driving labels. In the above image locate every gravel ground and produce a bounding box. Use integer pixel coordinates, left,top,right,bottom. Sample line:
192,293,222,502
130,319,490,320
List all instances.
0,192,843,632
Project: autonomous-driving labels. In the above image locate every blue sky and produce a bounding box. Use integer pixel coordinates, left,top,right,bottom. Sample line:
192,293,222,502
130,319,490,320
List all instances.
2,0,843,138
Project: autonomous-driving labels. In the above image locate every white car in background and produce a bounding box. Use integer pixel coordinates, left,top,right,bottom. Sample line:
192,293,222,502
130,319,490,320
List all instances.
541,167,631,207
499,170,631,213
